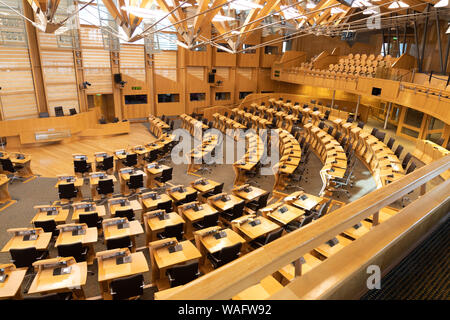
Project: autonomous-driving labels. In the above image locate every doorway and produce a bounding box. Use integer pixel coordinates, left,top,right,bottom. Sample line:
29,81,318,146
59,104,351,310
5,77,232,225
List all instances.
87,94,116,123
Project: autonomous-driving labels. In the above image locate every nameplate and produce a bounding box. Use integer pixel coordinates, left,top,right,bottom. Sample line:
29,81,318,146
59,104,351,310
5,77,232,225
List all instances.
249,219,261,227
53,266,72,276
116,255,132,265
213,231,227,240
168,244,183,253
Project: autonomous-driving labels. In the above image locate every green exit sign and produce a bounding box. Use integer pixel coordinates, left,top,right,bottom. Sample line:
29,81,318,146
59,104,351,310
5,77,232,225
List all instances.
274,70,280,77
132,86,142,90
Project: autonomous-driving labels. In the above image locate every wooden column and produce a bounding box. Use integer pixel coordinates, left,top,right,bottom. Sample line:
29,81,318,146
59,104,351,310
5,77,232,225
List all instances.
110,51,122,120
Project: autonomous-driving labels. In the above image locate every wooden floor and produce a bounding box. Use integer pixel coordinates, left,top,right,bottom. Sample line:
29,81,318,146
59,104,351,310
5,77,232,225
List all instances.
6,123,157,177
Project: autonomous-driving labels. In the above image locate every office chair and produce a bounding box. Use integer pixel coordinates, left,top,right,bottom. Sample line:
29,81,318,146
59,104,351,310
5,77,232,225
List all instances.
208,242,242,269
161,115,166,122
312,200,332,220
123,154,138,167
58,183,78,201
79,212,103,229
97,179,114,197
127,174,144,193
10,247,47,269
157,199,173,213
285,212,315,232
69,108,77,116
346,116,354,123
115,208,135,221
74,160,91,175
110,274,145,300
375,131,386,143
386,137,395,150
192,212,220,230
106,236,133,251
144,150,158,163
446,140,450,151
318,121,325,129
321,110,331,121
327,126,334,135
57,242,88,263
357,121,365,129
54,106,64,117
370,127,378,136
157,223,184,241
334,131,341,142
166,261,200,288
24,292,73,300
402,152,412,170
170,120,175,131
246,192,270,212
96,156,114,172
202,183,224,199
34,220,59,237
394,145,404,159
221,201,245,222
0,158,24,183
154,167,173,190
436,137,444,146
176,191,198,207
249,228,283,249
406,162,416,175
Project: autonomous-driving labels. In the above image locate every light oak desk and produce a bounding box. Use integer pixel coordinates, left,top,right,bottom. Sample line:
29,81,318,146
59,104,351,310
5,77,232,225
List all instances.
0,152,33,178
1,228,52,253
55,223,98,264
167,186,197,205
71,202,106,222
143,210,185,243
89,172,117,200
118,168,146,195
96,248,149,300
54,175,83,201
72,154,93,177
149,238,202,290
232,185,267,203
145,163,171,188
288,191,324,211
190,178,220,198
140,191,173,213
131,145,151,167
193,227,245,266
94,152,114,174
114,149,137,172
178,202,218,238
264,204,305,226
233,275,283,300
0,174,11,204
108,198,143,219
0,264,27,300
103,218,144,252
31,205,69,225
28,257,87,299
208,193,244,212
232,215,280,242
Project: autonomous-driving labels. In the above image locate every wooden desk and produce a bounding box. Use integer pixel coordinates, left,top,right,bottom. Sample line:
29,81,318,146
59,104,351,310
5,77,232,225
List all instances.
167,186,196,203
191,179,220,195
1,228,52,253
94,152,114,174
0,174,11,204
31,206,69,225
0,264,27,300
89,173,117,200
103,219,144,252
28,257,87,299
0,153,33,178
209,194,244,212
140,192,173,213
119,169,146,195
266,204,305,225
55,224,98,264
232,185,267,203
145,163,171,188
233,275,283,300
233,216,280,241
144,211,185,243
314,235,353,258
180,203,218,237
291,192,324,211
71,203,106,222
108,199,143,219
150,239,202,284
54,175,83,201
97,249,149,300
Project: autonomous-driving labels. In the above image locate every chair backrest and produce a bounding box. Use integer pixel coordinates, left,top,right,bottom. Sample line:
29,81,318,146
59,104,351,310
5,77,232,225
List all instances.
386,137,395,150
57,242,84,262
125,154,138,166
160,167,173,182
436,137,444,146
217,242,242,266
370,127,379,136
185,191,198,203
102,156,114,170
230,201,245,219
402,152,412,170
375,131,386,143
334,131,341,142
110,274,144,300
406,162,416,175
79,212,100,228
106,236,132,250
394,145,404,158
324,110,330,119
201,212,220,228
157,200,173,213
10,247,39,268
318,121,325,129
327,126,334,135
314,200,332,220
257,192,270,209
299,213,315,228
58,183,77,199
0,158,14,173
128,174,144,189
167,261,199,287
115,208,135,221
357,121,365,129
299,136,305,148
264,228,283,244
97,179,114,195
164,223,184,240
74,160,89,173
34,220,57,234
212,183,224,195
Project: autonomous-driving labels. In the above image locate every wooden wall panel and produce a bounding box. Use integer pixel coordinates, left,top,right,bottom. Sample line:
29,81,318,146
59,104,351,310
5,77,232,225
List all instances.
120,44,146,82
82,49,112,94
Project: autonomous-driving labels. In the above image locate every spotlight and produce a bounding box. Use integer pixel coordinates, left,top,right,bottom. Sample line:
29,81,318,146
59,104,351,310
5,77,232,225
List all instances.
119,80,127,88
80,81,91,89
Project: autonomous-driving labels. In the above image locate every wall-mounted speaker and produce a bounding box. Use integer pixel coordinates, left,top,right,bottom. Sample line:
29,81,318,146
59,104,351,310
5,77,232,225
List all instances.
211,69,216,74
114,73,122,84
208,73,215,84
372,87,382,96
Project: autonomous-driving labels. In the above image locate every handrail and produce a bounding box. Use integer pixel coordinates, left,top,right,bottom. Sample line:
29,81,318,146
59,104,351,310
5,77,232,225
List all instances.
161,155,450,300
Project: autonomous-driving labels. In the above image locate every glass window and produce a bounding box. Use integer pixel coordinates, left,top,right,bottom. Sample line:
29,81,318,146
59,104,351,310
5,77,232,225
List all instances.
190,93,206,101
239,92,253,99
404,108,424,128
158,94,179,103
242,44,256,54
125,95,148,104
215,92,231,101
264,46,279,55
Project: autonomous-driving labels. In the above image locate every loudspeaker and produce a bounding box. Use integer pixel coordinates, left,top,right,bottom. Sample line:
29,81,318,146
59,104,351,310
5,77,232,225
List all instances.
372,87,382,96
114,73,122,84
208,73,215,84
211,69,216,74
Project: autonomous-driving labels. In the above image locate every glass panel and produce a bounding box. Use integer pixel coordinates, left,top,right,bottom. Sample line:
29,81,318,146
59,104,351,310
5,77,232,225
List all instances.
401,127,419,138
404,108,424,128
428,117,445,130
426,133,443,144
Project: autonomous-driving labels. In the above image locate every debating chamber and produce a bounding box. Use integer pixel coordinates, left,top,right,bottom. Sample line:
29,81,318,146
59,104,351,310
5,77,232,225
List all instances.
0,0,449,303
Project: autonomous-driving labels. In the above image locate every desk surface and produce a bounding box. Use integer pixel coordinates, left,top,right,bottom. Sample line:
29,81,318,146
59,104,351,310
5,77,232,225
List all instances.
191,179,220,193
72,205,106,221
200,228,245,254
267,204,305,225
236,216,280,240
147,212,185,233
153,240,201,270
31,208,69,224
97,251,149,283
103,220,144,240
292,193,324,211
233,186,267,202
0,268,27,299
28,262,87,294
168,187,196,201
209,194,243,212
55,227,98,247
1,232,52,252
142,193,172,210
182,203,218,222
